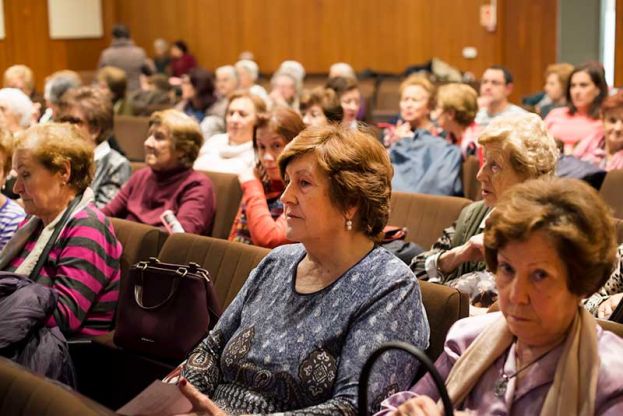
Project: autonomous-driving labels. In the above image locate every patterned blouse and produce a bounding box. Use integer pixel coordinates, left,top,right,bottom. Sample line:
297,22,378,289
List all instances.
585,245,623,315
182,243,430,415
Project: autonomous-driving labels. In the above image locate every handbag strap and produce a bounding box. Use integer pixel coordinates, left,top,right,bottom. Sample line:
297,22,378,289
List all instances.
133,264,186,310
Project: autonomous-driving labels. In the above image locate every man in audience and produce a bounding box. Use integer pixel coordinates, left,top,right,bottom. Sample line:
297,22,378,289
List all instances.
475,65,526,129
39,70,82,123
98,24,151,92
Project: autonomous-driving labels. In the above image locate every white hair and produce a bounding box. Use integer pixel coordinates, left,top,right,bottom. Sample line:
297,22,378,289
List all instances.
235,59,259,81
216,65,238,81
278,60,305,83
329,62,356,79
0,88,34,128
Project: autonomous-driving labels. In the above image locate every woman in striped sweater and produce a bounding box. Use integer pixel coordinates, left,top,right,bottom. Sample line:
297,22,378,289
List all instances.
0,123,121,336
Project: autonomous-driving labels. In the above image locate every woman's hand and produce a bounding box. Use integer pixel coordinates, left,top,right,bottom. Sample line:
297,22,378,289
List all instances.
598,293,623,319
384,121,413,147
390,395,471,416
438,233,484,274
175,378,228,416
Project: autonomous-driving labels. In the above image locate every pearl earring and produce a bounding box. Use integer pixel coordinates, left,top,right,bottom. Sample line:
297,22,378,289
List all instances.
346,219,353,231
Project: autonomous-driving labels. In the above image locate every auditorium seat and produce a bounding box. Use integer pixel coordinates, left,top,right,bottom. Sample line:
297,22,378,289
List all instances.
113,115,150,162
388,192,472,249
157,233,269,308
77,70,97,86
110,218,168,290
198,170,243,240
462,155,482,201
130,161,146,173
599,169,623,218
302,73,328,90
0,357,114,415
419,281,469,362
372,76,402,122
597,319,623,338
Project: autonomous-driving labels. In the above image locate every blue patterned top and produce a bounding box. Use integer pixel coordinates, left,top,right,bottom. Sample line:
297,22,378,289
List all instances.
182,243,430,415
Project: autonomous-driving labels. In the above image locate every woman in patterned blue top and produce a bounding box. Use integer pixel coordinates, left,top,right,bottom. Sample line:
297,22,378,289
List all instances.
178,125,430,415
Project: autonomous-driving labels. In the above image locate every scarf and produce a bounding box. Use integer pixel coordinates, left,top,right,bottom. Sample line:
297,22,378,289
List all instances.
442,307,599,415
0,189,94,278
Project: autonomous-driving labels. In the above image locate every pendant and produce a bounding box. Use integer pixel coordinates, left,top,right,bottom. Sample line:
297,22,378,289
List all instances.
494,374,509,398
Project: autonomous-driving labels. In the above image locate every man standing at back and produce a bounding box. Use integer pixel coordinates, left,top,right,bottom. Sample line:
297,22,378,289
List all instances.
98,24,150,92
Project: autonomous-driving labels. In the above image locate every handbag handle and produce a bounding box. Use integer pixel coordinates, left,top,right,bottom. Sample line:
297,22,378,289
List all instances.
357,341,453,416
133,263,187,310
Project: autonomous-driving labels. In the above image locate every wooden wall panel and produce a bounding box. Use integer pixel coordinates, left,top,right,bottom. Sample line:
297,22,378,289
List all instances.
616,0,623,86
502,0,558,103
0,0,558,99
0,0,114,91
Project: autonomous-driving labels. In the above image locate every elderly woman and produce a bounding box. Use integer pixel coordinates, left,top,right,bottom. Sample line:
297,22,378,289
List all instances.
235,59,269,102
39,70,82,123
411,113,558,306
536,63,574,118
545,63,608,154
572,91,623,170
379,178,623,415
175,68,218,123
383,74,438,147
0,123,121,336
194,90,266,174
0,131,25,249
300,87,343,127
229,107,305,248
175,125,429,415
435,83,479,156
103,109,215,235
269,70,301,111
0,88,34,133
58,86,131,207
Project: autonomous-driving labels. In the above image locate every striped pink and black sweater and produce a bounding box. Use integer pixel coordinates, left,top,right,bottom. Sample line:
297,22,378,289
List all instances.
7,204,122,336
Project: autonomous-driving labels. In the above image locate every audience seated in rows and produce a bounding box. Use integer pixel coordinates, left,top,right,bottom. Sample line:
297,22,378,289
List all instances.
174,68,217,123
103,109,215,235
573,90,623,170
379,178,623,415
97,24,151,92
194,90,266,174
229,107,305,248
545,62,607,155
39,70,82,123
300,86,343,127
58,86,131,207
172,125,429,414
2,123,122,336
410,113,558,307
0,130,25,250
435,83,479,157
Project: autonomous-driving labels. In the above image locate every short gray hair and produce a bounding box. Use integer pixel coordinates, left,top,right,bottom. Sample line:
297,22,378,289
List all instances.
235,59,259,81
44,70,82,104
0,88,34,128
329,62,356,79
216,65,238,81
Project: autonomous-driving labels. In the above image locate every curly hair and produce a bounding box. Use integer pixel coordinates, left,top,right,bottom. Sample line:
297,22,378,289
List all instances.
478,113,559,179
484,177,617,297
15,123,95,193
436,83,478,127
278,125,393,241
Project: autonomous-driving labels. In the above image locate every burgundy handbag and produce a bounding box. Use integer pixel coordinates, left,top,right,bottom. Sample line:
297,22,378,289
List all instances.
113,258,222,362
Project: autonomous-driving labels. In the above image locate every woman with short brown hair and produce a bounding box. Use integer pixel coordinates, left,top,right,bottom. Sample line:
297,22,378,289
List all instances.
103,109,215,235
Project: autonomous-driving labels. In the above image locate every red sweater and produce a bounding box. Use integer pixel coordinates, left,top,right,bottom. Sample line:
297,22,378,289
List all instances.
102,166,215,235
228,179,289,248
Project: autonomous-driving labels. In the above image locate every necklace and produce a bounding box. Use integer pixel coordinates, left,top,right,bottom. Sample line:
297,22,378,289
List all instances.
493,343,558,398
